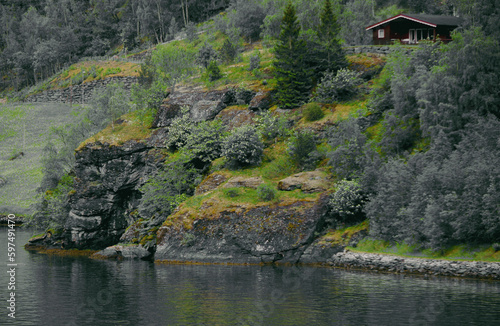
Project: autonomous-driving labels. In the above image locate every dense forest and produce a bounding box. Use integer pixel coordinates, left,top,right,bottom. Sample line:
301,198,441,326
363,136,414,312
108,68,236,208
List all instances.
2,0,500,253
1,0,476,93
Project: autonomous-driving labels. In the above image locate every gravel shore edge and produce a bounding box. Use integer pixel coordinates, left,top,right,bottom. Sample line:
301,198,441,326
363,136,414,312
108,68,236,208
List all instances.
326,250,500,280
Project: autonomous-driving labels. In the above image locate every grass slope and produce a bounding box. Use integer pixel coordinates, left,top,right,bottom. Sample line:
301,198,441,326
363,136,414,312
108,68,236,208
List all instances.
0,103,82,214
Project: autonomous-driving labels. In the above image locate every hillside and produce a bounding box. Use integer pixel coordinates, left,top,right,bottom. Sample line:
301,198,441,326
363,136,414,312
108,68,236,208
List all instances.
0,103,82,214
3,0,499,267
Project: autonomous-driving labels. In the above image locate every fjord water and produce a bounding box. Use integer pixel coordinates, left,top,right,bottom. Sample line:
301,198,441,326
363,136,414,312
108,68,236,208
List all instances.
1,228,499,326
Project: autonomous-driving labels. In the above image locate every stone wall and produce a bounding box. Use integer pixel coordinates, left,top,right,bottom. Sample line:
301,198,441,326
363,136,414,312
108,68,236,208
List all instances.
24,76,138,104
328,250,500,280
344,45,413,56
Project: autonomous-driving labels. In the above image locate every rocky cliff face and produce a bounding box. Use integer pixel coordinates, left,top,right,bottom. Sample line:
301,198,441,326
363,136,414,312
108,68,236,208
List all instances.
29,85,339,265
154,194,330,264
66,140,160,249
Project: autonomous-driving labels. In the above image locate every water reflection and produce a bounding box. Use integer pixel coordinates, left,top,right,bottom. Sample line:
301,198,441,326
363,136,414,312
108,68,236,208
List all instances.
1,229,499,326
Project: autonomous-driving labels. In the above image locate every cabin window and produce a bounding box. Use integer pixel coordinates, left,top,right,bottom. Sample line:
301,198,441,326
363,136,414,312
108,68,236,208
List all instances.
409,29,435,44
378,29,385,38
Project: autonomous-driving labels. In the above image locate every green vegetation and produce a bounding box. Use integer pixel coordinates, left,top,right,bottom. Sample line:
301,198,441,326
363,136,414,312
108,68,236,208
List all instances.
222,125,264,168
328,179,367,225
351,237,500,262
273,2,311,109
303,103,325,122
0,103,80,213
256,183,278,201
313,68,362,103
287,129,321,171
2,0,499,259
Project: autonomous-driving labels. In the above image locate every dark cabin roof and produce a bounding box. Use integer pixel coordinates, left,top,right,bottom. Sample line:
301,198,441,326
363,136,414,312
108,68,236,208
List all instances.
366,14,464,30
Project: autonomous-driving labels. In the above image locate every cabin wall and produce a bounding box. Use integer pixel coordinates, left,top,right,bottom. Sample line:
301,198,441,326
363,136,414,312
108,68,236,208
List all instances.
372,25,392,45
371,21,456,45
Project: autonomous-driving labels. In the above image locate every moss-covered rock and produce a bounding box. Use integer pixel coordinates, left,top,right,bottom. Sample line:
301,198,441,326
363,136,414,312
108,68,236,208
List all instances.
155,193,330,264
277,170,331,193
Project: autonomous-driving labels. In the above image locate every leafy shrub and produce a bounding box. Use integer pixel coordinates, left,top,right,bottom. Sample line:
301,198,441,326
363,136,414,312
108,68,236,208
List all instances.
89,82,131,130
303,103,324,121
181,233,196,246
138,54,155,87
186,21,197,42
219,39,237,64
131,82,166,114
222,124,264,168
32,174,74,231
249,53,261,71
206,60,222,81
224,188,240,198
168,17,179,40
329,179,367,225
227,0,266,43
288,129,320,170
197,42,218,68
327,119,368,180
139,158,200,219
255,110,290,144
184,119,227,166
153,45,197,87
314,68,361,103
103,67,122,76
164,107,193,151
257,184,277,201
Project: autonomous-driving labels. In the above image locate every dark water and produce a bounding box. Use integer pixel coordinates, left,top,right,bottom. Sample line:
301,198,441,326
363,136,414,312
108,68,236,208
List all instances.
1,228,500,326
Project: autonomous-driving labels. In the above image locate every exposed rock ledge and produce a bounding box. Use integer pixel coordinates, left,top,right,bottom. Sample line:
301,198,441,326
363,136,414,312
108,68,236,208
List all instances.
325,250,500,280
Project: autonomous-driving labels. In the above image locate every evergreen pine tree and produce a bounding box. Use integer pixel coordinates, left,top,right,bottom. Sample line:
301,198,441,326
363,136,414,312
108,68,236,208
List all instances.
273,2,312,109
318,0,346,74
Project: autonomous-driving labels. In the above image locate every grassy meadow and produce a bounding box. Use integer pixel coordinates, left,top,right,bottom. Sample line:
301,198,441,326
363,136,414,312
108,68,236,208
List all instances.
0,102,82,214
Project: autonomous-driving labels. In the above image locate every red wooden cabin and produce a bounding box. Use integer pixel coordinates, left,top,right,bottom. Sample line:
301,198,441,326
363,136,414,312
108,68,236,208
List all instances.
366,14,463,45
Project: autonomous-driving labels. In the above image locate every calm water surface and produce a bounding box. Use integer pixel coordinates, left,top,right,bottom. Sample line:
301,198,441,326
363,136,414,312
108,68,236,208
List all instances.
1,228,499,326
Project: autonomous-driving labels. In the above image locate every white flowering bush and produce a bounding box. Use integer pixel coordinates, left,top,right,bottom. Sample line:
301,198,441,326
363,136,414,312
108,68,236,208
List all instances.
314,68,362,103
222,125,264,168
329,179,367,224
184,119,227,164
164,107,193,151
254,110,290,144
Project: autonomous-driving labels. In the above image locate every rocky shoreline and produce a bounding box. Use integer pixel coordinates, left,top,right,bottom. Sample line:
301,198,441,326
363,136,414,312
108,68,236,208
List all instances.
0,214,24,225
325,250,500,280
25,235,500,280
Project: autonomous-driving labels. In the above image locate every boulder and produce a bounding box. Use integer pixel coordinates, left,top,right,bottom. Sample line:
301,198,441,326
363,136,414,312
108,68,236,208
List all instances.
195,173,228,195
223,176,264,189
248,91,273,111
153,86,235,127
216,107,256,130
277,170,330,193
155,194,330,264
92,244,152,260
234,89,256,104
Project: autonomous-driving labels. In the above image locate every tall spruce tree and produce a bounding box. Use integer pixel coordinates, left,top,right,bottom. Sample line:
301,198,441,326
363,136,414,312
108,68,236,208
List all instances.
273,2,311,109
318,0,346,73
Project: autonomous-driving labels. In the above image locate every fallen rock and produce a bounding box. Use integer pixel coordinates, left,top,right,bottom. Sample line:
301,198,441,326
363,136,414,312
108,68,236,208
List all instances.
216,106,256,130
92,244,152,260
153,86,235,127
278,170,330,193
195,173,228,195
223,176,264,189
248,91,274,111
